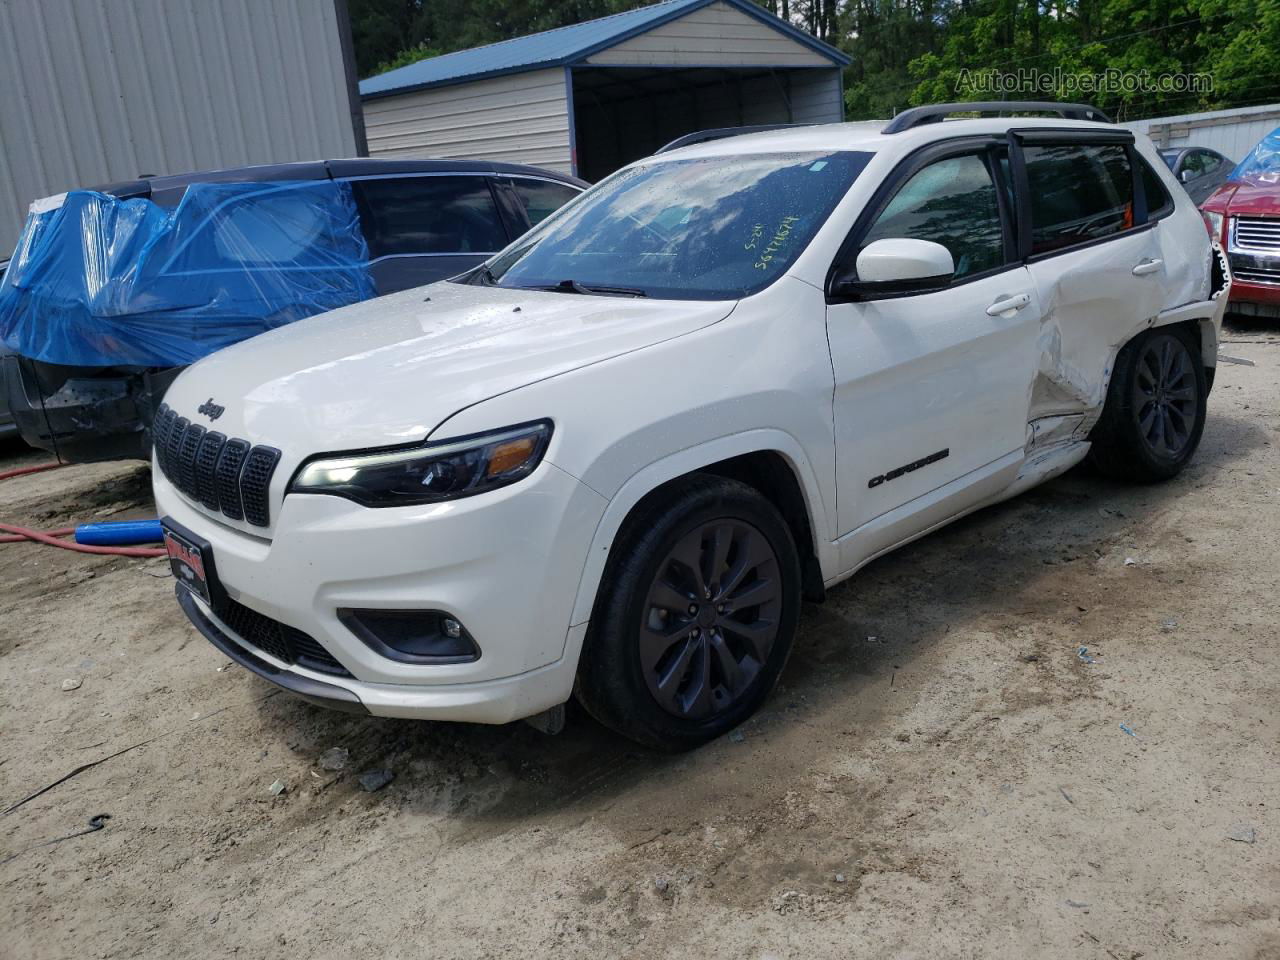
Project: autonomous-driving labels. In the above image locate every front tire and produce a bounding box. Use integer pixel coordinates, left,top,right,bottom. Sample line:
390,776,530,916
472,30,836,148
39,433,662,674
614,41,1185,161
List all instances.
1088,326,1207,482
575,475,801,751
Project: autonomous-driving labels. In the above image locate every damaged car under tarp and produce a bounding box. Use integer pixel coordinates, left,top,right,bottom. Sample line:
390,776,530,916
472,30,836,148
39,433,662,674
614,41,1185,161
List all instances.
0,157,586,461
0,181,374,367
0,180,374,462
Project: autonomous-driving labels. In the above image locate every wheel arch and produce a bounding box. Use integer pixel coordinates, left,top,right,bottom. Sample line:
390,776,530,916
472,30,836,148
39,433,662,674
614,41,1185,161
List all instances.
566,430,834,631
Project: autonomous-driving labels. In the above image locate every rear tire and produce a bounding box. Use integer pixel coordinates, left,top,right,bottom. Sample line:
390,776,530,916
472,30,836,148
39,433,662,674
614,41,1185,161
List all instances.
575,475,801,751
1088,325,1207,482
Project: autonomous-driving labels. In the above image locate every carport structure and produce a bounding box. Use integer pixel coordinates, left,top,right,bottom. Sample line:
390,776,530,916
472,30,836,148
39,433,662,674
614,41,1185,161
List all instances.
359,0,850,182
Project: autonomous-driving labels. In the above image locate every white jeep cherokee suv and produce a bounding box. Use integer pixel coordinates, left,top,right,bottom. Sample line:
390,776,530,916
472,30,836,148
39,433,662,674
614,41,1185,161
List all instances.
154,102,1228,750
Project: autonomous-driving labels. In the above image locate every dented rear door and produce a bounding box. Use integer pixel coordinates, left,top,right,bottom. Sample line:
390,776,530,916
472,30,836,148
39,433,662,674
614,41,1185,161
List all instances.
1015,135,1166,426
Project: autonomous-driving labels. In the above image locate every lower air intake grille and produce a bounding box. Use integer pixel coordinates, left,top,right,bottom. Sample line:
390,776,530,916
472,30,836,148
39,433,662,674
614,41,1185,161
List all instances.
152,403,280,527
213,594,350,677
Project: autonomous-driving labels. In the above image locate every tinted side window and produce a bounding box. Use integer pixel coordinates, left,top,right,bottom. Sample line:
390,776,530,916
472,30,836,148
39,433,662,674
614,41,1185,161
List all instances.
861,153,1005,280
1139,156,1174,219
352,176,507,257
1025,144,1133,255
510,178,580,226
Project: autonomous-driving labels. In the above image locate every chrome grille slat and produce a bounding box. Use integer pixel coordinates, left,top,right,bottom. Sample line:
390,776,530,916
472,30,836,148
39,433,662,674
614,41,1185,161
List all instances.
154,404,280,528
1234,216,1280,252
1234,269,1280,286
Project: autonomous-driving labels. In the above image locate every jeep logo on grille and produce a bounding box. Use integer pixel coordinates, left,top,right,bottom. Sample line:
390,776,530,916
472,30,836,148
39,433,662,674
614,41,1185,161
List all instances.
197,398,225,421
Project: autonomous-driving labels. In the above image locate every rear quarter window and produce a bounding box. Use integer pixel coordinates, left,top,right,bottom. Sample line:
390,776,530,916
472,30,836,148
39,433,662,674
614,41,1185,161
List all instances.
352,176,508,257
1024,143,1134,255
1138,155,1174,219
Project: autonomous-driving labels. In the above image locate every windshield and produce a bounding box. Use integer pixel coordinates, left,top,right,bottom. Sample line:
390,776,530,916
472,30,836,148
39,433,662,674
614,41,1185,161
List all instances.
480,151,872,300
1231,128,1280,184
1160,150,1179,169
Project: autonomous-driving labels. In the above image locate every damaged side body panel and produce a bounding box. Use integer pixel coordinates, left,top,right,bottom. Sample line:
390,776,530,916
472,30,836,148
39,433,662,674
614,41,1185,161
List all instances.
1023,203,1229,474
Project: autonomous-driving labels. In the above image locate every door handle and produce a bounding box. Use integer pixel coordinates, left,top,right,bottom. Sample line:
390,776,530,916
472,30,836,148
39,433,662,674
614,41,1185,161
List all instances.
1132,258,1164,276
986,293,1032,316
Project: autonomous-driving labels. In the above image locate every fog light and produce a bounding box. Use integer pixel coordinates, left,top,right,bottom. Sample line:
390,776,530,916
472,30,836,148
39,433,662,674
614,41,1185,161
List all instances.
337,609,479,664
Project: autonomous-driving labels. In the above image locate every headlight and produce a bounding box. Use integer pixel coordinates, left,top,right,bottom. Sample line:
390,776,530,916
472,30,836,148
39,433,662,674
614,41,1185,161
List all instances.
1202,210,1224,239
289,421,552,507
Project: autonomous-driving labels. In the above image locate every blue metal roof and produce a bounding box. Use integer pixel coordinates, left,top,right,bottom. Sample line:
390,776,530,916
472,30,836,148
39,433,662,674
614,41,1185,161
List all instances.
359,0,850,100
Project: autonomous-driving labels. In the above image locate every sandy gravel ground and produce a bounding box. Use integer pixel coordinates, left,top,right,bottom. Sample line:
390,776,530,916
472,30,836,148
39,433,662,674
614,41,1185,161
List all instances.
2,319,1278,960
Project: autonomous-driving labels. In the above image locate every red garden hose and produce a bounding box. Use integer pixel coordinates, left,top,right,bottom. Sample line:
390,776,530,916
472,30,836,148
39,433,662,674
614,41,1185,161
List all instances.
0,525,74,543
1,460,167,557
0,523,166,558
0,461,66,481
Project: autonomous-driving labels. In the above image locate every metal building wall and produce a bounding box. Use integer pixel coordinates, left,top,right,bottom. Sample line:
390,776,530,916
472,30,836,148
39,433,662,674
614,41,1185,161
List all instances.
363,69,574,174
1122,103,1280,163
0,0,362,253
584,0,831,66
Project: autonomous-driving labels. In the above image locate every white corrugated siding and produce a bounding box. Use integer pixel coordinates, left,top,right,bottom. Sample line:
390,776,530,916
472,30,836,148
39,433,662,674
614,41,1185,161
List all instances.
586,1,829,66
0,0,359,253
790,70,842,123
363,69,572,173
1122,103,1280,163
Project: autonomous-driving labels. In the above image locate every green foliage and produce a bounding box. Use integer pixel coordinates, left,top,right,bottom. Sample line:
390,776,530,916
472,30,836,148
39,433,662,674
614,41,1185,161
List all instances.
348,0,1280,122
888,0,1280,122
373,42,442,76
349,0,657,78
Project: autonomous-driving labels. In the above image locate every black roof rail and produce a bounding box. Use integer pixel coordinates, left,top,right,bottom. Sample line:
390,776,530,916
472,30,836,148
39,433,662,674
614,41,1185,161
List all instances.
882,101,1112,134
655,123,817,154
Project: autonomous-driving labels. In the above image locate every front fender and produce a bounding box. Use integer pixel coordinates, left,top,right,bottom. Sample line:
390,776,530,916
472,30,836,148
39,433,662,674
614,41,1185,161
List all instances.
563,428,836,628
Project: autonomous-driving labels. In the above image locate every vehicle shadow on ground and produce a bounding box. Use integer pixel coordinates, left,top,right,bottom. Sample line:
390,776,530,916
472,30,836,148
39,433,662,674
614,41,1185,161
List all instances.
249,404,1271,827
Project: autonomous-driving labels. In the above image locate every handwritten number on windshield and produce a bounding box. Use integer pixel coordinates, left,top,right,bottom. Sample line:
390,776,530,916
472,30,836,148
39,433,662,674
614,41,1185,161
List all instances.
754,215,802,270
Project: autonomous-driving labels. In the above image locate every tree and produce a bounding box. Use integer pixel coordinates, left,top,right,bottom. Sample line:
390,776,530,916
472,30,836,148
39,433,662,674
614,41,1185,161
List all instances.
347,0,1280,122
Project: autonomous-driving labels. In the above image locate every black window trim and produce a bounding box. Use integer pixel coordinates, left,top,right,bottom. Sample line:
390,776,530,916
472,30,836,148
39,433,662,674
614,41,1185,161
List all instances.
825,135,1021,304
826,127,1183,303
1139,149,1176,223
1010,128,1168,265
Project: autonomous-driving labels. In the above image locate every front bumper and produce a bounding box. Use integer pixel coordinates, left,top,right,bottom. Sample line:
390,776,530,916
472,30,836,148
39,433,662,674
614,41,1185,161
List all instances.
1,354,179,461
1226,239,1280,317
1226,272,1280,317
157,457,607,723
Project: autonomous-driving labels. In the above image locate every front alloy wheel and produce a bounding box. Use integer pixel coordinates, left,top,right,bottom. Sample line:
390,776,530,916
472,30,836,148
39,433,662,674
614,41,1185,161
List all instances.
640,520,782,719
576,475,801,750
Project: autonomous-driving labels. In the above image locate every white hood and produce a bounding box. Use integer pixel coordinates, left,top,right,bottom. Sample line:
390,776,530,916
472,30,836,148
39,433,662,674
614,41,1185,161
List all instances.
163,280,735,456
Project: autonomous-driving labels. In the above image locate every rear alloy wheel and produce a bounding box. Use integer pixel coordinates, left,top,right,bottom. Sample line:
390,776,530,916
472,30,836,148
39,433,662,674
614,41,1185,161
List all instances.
1089,326,1208,482
1133,335,1198,459
576,475,801,750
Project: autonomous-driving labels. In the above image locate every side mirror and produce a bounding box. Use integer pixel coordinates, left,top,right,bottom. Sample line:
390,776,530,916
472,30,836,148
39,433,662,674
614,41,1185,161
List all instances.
830,238,956,301
1180,169,1195,183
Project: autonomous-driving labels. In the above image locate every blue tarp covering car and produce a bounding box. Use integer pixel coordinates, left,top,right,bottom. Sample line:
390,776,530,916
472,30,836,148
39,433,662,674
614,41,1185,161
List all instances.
1230,126,1280,184
0,157,584,462
0,180,375,367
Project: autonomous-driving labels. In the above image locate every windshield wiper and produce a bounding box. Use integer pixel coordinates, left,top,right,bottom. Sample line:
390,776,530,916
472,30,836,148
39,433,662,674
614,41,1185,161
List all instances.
472,264,498,286
546,279,647,298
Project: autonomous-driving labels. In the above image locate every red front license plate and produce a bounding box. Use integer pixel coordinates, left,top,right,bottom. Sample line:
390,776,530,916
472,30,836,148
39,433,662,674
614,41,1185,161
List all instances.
163,524,211,605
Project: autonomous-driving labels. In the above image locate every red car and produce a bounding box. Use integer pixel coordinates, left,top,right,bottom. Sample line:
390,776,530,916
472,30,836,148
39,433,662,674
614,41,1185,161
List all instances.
1201,128,1280,318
